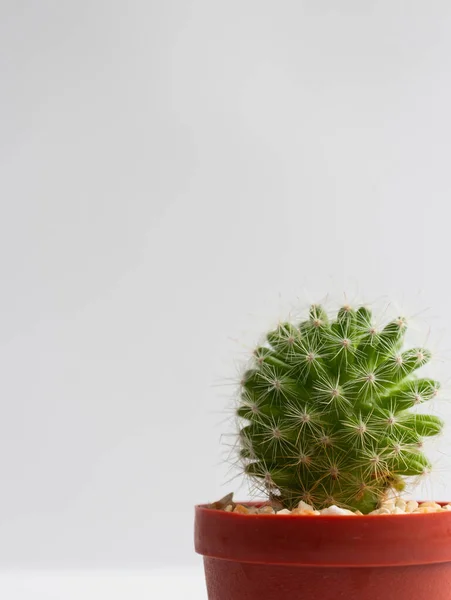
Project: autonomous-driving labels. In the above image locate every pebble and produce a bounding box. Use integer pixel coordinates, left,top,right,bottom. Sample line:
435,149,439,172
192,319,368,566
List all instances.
368,508,391,515
298,500,314,512
209,492,235,511
292,508,321,515
217,497,451,516
233,504,250,514
392,507,407,515
319,505,356,516
395,498,407,511
419,502,441,510
258,505,276,514
406,500,419,513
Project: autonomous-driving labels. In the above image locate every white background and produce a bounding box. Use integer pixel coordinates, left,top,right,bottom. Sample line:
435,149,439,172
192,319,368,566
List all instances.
1,0,451,595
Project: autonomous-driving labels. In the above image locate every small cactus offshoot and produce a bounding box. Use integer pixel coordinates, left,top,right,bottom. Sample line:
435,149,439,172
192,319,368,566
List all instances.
237,303,443,513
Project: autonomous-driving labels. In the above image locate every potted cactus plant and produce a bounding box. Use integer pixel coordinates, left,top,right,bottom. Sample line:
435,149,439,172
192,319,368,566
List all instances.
195,302,451,600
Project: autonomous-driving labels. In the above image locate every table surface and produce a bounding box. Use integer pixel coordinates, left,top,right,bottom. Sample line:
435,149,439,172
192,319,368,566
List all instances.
0,568,207,599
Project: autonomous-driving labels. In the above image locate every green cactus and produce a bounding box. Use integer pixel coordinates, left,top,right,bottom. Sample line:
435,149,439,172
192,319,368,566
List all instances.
237,303,443,513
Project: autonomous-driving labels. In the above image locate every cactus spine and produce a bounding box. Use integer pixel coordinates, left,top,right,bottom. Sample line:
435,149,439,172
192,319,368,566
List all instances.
237,303,443,513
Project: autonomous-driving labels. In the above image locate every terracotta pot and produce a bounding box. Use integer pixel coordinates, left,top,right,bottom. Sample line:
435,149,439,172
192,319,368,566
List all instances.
195,502,451,600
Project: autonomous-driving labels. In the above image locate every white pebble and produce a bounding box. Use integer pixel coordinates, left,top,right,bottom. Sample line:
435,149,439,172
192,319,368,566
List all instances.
320,505,356,516
419,502,441,510
297,500,314,512
406,500,419,513
277,509,292,515
395,498,407,511
369,508,391,515
392,507,406,515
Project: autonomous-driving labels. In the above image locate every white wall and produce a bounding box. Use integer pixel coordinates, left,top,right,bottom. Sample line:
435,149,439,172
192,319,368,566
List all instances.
1,0,451,568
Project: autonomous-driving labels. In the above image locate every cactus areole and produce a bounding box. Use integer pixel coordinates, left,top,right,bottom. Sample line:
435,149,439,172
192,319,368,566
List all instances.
195,303,451,600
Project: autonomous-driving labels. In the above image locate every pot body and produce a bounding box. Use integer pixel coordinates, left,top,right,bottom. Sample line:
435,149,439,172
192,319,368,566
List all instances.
195,503,451,600
203,558,451,600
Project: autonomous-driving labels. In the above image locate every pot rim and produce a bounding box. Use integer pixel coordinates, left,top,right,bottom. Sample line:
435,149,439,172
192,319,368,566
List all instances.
195,501,451,567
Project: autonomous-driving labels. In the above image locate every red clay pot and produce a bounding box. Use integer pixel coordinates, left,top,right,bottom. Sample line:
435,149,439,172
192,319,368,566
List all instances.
195,502,451,600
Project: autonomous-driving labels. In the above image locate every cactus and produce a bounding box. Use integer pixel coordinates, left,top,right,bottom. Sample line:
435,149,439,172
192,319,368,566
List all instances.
237,303,443,513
